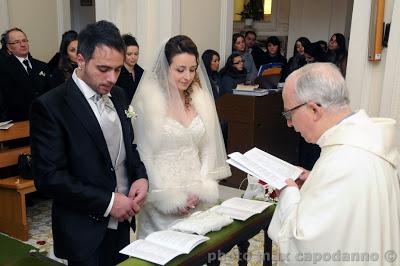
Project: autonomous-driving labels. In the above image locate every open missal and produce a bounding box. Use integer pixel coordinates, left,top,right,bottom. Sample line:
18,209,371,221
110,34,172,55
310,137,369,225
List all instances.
210,197,273,221
227,147,302,190
119,230,209,265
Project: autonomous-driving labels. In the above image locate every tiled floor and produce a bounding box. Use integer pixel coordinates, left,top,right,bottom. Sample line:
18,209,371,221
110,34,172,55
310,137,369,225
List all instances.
24,185,272,265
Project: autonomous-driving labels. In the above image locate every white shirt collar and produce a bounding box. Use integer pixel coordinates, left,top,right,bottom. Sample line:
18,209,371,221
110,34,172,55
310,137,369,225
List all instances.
72,69,111,100
14,55,29,64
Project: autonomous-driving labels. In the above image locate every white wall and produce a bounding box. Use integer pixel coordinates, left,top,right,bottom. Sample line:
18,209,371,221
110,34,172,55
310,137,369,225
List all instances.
95,0,232,70
181,0,221,57
0,0,10,35
287,0,353,58
7,0,59,61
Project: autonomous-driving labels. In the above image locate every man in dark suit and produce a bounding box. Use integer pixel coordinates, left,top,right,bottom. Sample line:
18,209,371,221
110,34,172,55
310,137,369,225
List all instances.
245,30,266,69
0,28,51,121
30,21,148,266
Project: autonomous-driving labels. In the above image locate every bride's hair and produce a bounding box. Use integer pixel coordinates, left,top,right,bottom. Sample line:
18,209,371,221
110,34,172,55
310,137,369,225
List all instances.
164,35,200,108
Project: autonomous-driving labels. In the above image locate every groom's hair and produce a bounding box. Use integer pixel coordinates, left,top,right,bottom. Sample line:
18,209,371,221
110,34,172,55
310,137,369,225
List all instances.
77,20,125,61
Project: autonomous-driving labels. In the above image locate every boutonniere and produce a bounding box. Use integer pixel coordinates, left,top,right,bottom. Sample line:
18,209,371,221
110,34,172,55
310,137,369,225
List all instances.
38,71,46,77
125,105,138,119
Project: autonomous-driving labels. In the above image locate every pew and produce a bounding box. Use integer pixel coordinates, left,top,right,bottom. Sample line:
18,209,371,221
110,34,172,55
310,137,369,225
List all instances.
0,121,36,241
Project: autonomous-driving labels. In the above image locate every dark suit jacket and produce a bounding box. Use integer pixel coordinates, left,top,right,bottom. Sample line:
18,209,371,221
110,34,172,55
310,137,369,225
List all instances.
0,54,51,121
30,78,147,260
115,64,144,105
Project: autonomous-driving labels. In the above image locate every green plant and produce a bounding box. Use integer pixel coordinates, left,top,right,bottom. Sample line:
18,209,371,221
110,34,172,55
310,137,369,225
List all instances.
237,2,255,20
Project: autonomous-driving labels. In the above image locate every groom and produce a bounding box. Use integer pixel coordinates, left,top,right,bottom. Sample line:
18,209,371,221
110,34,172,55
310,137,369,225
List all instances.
30,21,148,266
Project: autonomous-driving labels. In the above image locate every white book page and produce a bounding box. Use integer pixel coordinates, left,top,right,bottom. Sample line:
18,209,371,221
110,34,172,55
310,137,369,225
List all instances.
228,152,286,189
119,239,180,265
226,158,258,177
146,230,209,254
245,148,302,180
209,205,254,221
221,197,273,213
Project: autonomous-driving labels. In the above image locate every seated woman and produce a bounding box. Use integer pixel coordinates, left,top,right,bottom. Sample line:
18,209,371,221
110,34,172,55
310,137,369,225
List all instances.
49,30,78,88
280,37,310,81
232,33,257,83
219,52,247,94
116,34,144,105
304,42,328,64
131,35,231,239
201,49,222,100
327,33,348,77
264,36,287,65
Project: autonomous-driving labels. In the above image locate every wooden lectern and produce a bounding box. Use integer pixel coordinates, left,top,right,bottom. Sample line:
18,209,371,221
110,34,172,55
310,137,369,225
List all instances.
216,92,299,188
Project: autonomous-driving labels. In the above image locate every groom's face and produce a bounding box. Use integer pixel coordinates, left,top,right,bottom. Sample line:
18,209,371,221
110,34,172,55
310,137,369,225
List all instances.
77,45,124,95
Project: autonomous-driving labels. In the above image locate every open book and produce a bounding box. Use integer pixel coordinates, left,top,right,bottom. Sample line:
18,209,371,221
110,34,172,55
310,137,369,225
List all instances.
210,197,273,221
227,147,302,189
119,230,209,265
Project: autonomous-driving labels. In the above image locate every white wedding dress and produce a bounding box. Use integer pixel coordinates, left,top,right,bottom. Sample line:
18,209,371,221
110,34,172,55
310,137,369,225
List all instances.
136,115,219,239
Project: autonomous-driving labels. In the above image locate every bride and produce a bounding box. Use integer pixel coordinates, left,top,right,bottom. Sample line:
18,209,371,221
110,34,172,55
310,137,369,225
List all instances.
131,35,231,238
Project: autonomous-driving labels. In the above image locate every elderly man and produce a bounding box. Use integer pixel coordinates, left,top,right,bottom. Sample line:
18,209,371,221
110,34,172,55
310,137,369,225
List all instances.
0,28,51,121
268,63,400,265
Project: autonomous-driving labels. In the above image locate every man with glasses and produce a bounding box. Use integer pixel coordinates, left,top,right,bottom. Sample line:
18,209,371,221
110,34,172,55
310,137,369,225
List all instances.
268,63,400,265
0,27,51,121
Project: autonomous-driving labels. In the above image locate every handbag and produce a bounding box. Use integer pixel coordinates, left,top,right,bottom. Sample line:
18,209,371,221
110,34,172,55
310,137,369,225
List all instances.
17,153,33,179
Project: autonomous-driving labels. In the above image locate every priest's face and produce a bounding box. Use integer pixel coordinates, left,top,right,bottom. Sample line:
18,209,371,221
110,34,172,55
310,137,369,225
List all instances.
282,77,316,143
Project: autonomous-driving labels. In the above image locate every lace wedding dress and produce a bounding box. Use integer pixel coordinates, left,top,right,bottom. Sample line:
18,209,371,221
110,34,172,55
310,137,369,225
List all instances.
136,116,218,239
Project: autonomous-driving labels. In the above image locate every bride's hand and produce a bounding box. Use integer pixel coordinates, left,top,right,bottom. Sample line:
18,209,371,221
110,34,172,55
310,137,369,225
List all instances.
177,195,199,215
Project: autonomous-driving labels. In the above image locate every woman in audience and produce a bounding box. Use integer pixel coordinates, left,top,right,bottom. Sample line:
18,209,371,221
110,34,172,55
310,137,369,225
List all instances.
219,52,247,94
280,37,310,81
327,33,348,76
316,40,328,52
201,49,222,100
264,36,287,65
304,42,328,64
232,33,257,83
49,30,78,88
116,34,144,105
131,35,231,239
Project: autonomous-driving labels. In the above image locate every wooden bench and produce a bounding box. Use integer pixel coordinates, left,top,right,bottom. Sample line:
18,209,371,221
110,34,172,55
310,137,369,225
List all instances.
0,121,36,241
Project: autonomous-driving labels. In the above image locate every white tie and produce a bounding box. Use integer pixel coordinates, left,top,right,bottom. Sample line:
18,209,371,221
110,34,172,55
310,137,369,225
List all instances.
94,94,121,166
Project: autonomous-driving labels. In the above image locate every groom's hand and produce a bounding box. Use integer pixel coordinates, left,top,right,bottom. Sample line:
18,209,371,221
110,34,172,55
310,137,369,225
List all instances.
129,178,148,207
110,193,139,221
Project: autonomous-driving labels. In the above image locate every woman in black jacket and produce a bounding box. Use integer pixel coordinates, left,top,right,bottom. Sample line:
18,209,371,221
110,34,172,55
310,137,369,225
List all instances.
49,30,78,88
116,34,144,105
201,49,222,100
327,33,348,77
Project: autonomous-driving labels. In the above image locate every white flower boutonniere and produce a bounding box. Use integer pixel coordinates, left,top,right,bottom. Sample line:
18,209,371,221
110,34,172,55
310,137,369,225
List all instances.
38,71,46,77
125,105,138,119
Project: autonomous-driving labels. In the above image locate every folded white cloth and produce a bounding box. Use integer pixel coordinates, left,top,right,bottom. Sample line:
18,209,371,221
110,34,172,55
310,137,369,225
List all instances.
169,210,233,235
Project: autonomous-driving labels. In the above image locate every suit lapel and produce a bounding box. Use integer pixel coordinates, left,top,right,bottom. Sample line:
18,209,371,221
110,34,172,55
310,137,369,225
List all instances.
110,91,132,161
9,55,29,78
63,79,112,164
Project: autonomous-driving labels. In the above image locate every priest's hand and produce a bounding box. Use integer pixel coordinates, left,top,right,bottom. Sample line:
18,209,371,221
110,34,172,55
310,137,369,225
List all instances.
296,167,310,189
285,178,298,188
129,178,148,208
110,193,139,221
